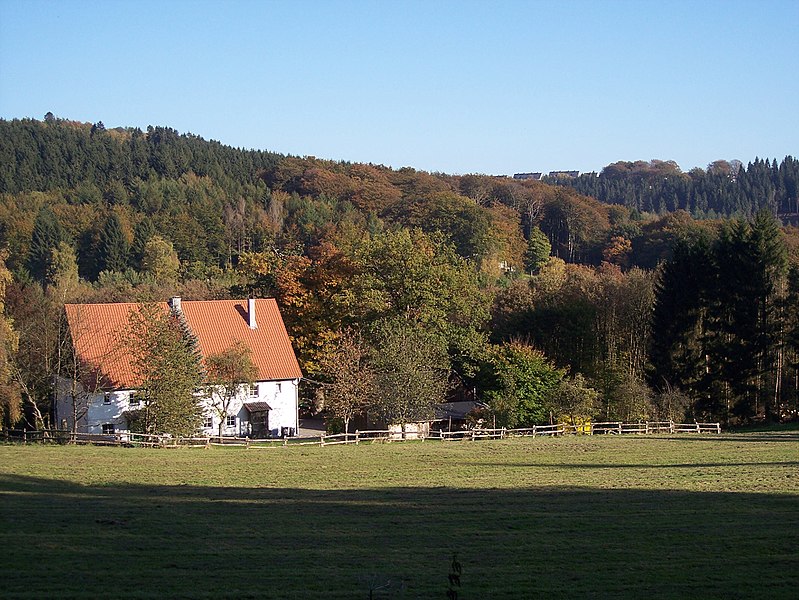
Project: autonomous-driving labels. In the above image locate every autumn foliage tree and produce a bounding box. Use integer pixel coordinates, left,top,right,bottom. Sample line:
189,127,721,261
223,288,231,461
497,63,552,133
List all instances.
318,329,374,435
0,251,21,427
205,341,258,438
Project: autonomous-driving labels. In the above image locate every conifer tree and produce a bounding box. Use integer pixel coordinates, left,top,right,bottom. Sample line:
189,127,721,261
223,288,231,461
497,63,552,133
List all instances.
649,233,714,406
131,218,156,268
98,213,129,273
26,207,65,283
124,304,204,436
524,227,551,274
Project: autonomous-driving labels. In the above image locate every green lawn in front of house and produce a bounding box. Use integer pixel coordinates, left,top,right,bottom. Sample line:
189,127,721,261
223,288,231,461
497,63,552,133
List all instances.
1,431,797,599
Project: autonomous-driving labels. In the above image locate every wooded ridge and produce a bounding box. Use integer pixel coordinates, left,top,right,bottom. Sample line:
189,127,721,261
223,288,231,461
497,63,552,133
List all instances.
0,115,797,432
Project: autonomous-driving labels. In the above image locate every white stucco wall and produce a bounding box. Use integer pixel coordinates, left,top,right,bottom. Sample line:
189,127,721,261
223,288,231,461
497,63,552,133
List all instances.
54,379,136,434
55,378,299,437
200,379,299,437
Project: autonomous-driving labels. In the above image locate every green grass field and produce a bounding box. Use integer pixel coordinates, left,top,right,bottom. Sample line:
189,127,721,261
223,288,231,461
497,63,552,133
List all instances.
1,432,797,599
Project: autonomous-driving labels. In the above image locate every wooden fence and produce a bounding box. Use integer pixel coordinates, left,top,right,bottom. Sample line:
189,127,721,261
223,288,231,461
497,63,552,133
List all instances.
2,421,721,449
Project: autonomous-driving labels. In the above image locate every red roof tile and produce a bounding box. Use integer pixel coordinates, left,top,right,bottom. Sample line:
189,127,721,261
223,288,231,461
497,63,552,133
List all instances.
64,299,302,390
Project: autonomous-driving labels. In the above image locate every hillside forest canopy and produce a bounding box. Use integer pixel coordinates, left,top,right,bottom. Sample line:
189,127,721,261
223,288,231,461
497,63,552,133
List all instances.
0,116,798,432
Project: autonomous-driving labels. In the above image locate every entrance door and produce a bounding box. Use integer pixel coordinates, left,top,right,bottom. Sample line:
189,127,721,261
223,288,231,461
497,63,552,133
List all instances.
249,410,270,438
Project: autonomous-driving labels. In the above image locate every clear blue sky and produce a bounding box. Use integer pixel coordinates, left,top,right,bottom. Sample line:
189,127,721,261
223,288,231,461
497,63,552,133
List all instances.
1,0,797,175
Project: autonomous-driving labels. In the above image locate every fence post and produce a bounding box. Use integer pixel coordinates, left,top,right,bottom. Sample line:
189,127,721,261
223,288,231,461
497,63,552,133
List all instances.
355,430,360,445
716,423,721,434
320,433,325,447
618,422,622,435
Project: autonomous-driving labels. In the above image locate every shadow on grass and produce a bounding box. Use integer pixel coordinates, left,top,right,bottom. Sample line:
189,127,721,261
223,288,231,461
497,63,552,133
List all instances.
663,432,799,443
1,475,797,599
476,461,799,470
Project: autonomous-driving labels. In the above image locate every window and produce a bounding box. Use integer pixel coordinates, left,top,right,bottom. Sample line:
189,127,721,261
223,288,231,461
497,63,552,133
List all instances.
103,392,111,404
203,416,213,429
276,382,282,393
226,415,236,427
101,423,115,434
249,383,258,397
129,392,140,406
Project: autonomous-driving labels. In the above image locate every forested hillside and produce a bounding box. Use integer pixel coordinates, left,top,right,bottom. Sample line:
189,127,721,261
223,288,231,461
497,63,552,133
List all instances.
547,157,799,221
1,116,797,432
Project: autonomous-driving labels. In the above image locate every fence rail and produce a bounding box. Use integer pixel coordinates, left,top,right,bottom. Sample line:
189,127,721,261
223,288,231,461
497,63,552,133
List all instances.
2,420,721,449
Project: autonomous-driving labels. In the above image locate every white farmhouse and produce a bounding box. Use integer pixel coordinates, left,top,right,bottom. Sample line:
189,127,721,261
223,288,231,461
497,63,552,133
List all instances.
55,297,303,438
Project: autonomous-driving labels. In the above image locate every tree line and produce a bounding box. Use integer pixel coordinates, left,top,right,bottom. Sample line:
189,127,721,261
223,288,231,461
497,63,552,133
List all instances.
547,157,799,221
0,116,797,435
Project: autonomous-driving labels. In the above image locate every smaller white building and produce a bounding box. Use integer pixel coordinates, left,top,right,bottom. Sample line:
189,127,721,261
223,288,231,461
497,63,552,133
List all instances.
56,298,303,438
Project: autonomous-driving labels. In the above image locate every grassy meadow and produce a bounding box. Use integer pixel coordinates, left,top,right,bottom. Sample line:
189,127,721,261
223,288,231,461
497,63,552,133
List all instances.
1,431,797,599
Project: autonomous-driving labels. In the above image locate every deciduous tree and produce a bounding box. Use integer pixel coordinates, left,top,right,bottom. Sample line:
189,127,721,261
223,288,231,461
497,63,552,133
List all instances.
547,373,599,427
205,341,258,439
141,235,180,284
479,341,563,428
318,328,375,435
369,319,449,436
0,251,21,427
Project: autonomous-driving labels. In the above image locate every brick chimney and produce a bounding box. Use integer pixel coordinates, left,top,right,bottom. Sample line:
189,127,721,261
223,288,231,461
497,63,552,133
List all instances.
248,298,257,329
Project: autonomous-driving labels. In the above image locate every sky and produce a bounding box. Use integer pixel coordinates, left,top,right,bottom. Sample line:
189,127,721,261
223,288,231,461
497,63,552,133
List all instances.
1,0,797,176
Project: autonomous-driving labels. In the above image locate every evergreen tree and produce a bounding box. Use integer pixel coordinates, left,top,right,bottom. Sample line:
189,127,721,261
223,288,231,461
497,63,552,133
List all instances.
524,226,551,274
98,213,129,273
746,209,788,419
26,207,65,284
649,233,715,410
131,218,156,268
124,303,204,436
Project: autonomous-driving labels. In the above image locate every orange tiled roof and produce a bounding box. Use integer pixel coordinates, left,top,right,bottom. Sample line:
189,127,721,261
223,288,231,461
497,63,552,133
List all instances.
64,299,302,390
